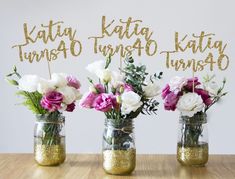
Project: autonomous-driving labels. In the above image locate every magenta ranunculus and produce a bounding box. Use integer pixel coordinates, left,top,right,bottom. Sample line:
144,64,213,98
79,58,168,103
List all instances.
185,77,201,91
67,75,81,89
66,102,76,112
40,91,63,112
93,93,113,112
162,84,171,99
195,88,212,106
79,92,98,108
164,91,180,111
95,84,105,93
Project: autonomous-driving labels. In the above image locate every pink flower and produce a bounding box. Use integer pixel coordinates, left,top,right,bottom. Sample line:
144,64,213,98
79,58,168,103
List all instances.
162,84,170,99
164,91,180,111
195,88,212,106
93,93,113,112
124,84,133,92
41,91,63,112
95,84,105,93
185,77,201,91
79,92,98,108
66,102,76,112
67,75,81,89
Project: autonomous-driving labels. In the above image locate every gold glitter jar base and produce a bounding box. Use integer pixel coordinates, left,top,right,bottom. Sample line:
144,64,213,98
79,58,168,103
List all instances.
103,149,136,175
34,144,66,166
177,142,208,167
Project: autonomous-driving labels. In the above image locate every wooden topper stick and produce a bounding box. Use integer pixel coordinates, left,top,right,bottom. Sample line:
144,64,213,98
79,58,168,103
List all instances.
47,60,52,79
120,56,122,74
192,70,195,93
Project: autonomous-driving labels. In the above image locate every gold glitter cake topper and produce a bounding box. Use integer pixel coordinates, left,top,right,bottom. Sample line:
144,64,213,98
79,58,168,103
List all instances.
11,18,230,72
88,16,158,58
12,20,82,63
160,31,229,72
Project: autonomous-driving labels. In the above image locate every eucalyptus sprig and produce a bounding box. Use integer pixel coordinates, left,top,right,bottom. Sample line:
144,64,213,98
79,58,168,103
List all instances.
204,75,228,112
122,55,162,116
122,56,148,95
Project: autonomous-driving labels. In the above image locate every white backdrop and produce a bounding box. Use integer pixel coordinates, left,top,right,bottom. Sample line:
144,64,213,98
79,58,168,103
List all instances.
0,0,234,154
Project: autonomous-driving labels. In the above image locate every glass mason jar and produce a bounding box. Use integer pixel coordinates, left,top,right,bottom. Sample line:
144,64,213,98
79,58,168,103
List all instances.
34,113,66,166
177,112,208,166
102,118,136,175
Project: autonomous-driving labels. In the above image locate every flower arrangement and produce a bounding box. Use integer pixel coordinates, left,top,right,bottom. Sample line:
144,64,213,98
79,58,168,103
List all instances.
80,55,162,119
162,75,227,117
162,75,227,147
6,66,82,145
80,55,162,149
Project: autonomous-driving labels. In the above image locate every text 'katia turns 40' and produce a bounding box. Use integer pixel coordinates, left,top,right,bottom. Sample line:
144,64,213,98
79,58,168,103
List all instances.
12,20,82,63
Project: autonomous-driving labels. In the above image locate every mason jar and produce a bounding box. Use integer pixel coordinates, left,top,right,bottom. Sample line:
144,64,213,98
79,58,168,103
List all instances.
102,118,136,175
177,112,208,166
34,113,66,166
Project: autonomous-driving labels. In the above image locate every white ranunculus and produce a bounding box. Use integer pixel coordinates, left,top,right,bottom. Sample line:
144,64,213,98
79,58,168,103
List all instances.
86,60,112,83
111,71,124,88
204,81,219,96
176,92,205,117
57,86,78,104
86,60,105,75
143,81,161,98
96,69,112,83
18,75,41,92
37,78,55,94
50,73,68,87
169,76,187,91
74,88,82,100
121,91,143,115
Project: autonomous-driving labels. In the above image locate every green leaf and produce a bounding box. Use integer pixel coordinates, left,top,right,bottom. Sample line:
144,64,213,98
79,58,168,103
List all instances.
105,55,112,69
5,79,18,86
16,91,47,114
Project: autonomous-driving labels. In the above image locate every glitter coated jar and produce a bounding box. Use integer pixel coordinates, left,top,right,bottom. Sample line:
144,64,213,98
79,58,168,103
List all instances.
34,113,66,166
102,119,136,175
177,112,208,166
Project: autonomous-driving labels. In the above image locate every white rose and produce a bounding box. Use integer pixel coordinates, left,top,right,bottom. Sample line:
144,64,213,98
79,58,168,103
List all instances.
96,69,112,83
57,86,79,104
37,79,55,94
86,60,105,75
143,81,161,98
18,75,40,92
121,91,143,115
169,76,187,91
50,73,67,87
176,93,205,117
111,71,124,88
204,81,219,96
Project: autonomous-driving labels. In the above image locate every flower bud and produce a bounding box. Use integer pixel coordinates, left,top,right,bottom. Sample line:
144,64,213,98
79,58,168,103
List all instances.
119,86,124,93
116,95,122,104
89,86,97,93
6,79,18,86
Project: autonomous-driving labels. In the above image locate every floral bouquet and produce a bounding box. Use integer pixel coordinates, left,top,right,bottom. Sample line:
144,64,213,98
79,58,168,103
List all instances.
162,76,227,117
162,75,227,166
80,55,162,174
6,66,82,165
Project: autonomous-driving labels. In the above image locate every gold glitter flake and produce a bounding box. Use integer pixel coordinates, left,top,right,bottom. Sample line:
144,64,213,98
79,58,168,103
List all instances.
34,144,66,166
177,143,208,166
103,149,136,175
